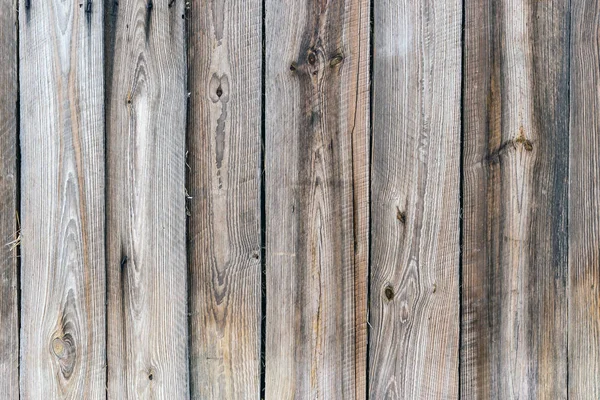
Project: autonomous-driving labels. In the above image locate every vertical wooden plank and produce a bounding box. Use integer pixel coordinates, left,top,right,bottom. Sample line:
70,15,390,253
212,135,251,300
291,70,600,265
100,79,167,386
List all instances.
186,0,262,398
264,0,370,397
0,0,18,396
19,0,105,397
569,0,600,397
105,0,188,398
461,0,570,398
369,0,461,397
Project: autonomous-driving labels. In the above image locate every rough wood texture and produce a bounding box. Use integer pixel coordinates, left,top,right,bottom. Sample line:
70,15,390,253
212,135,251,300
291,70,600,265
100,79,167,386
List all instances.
0,0,18,396
461,0,570,398
264,0,369,397
369,0,461,397
105,0,188,397
569,0,600,397
18,0,106,397
186,0,262,398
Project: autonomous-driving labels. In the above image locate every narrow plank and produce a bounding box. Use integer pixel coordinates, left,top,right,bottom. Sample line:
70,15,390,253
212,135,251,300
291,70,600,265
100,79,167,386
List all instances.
105,0,188,397
186,0,262,398
264,0,370,397
369,0,461,397
0,0,18,396
461,0,570,398
18,0,106,397
569,0,600,397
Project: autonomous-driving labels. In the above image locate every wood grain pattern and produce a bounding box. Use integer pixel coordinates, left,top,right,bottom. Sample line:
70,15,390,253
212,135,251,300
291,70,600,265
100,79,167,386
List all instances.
569,0,600,397
18,0,106,397
369,0,461,397
264,0,369,397
461,0,570,398
105,0,188,398
0,0,18,396
186,0,262,398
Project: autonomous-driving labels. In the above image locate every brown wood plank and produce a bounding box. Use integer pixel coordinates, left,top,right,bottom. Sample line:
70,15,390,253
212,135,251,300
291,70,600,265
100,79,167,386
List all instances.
18,0,106,397
0,0,18,396
105,0,188,397
569,0,600,397
461,0,570,398
264,0,370,397
186,0,262,398
369,0,461,397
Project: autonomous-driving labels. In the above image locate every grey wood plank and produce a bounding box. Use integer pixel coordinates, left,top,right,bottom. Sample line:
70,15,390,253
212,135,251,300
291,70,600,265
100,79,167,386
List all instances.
369,0,461,397
18,0,106,397
105,0,188,398
461,0,570,398
569,0,600,397
264,0,370,397
0,0,18,396
186,0,262,398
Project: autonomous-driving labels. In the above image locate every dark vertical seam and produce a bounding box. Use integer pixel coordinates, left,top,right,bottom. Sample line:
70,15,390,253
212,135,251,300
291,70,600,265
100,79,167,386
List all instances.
565,0,572,396
366,0,374,397
184,1,192,397
260,0,267,397
15,0,22,398
102,0,109,397
458,0,466,396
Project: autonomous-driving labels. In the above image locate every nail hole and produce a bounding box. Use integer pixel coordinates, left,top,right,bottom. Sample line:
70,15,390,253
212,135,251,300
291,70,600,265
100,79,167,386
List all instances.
289,63,297,71
216,86,223,98
148,373,153,380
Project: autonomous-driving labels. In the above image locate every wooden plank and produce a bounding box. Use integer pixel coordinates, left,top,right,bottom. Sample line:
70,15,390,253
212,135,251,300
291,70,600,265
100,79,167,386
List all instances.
186,0,262,398
105,0,188,398
569,0,600,397
264,0,370,397
18,0,106,397
369,0,461,397
0,0,18,396
461,0,570,398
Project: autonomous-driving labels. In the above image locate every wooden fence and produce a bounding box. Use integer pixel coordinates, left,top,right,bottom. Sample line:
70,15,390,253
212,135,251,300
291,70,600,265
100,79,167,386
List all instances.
0,0,597,398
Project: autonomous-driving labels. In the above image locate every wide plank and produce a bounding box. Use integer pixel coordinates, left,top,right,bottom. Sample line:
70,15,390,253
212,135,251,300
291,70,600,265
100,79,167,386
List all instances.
569,0,600,397
264,0,370,398
105,0,188,397
369,0,462,397
19,0,106,397
0,0,18,396
186,0,262,398
461,0,570,397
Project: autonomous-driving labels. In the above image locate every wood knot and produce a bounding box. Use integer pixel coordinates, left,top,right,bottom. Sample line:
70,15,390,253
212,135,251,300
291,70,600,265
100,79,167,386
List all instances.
51,334,76,378
329,54,344,67
396,207,406,224
209,73,229,103
308,52,317,65
384,286,395,301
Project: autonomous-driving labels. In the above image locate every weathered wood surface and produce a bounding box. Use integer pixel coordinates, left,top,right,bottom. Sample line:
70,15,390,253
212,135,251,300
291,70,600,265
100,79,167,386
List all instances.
105,0,189,397
264,0,370,397
0,0,18,396
18,0,106,397
569,0,600,397
186,0,262,398
461,0,570,398
369,0,461,398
